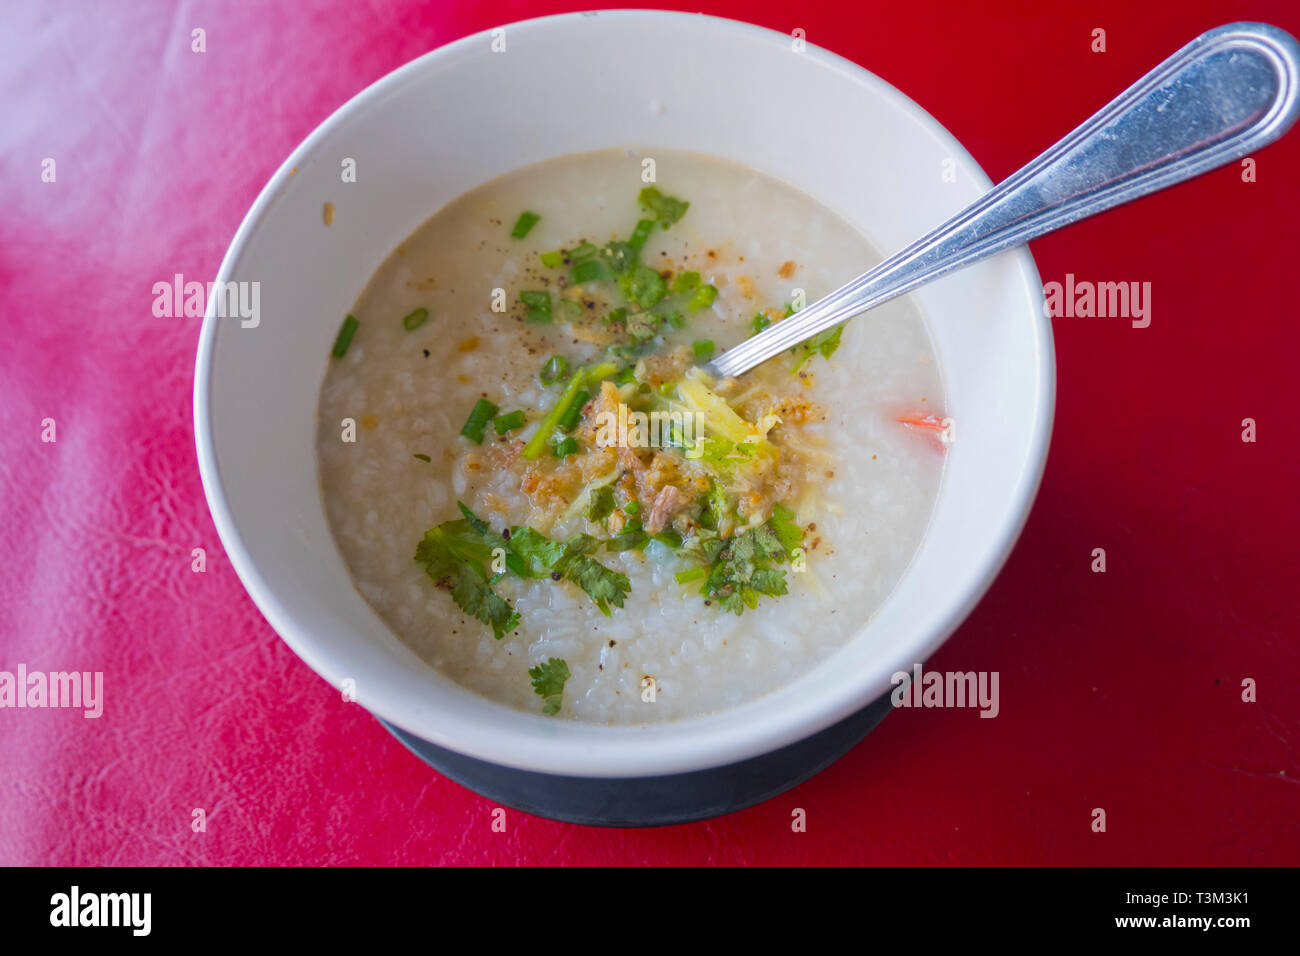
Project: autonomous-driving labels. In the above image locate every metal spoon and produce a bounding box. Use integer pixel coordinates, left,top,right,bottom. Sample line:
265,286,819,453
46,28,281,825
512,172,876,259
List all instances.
706,21,1300,380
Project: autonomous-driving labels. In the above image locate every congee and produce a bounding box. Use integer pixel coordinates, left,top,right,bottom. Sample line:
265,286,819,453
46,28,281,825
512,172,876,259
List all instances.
316,148,948,722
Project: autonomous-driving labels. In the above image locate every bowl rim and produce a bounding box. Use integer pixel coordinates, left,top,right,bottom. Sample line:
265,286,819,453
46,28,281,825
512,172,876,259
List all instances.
194,8,1055,776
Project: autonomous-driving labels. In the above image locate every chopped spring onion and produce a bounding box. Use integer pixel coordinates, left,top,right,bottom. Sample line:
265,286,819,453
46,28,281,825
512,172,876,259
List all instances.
623,499,642,517
540,355,569,385
626,313,659,341
558,390,590,431
599,241,636,275
510,211,540,238
494,410,527,434
568,242,598,261
638,186,689,225
621,265,666,310
571,259,609,284
412,453,432,462
686,284,717,311
460,398,499,444
627,218,655,253
331,314,359,358
672,271,701,295
520,289,552,322
585,360,619,383
693,339,715,360
556,299,583,322
525,369,592,457
540,249,564,268
552,435,579,458
652,529,683,549
402,307,429,331
751,313,773,335
663,311,686,329
606,519,649,552
522,364,613,460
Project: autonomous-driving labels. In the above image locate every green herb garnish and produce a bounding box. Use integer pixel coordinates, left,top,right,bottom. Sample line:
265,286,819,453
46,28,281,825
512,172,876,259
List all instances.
620,264,667,310
686,284,717,311
557,390,590,431
402,307,429,331
571,259,609,284
552,435,579,458
529,658,570,715
627,218,656,253
638,186,689,225
494,410,527,434
459,398,499,444
672,271,701,295
415,504,519,640
510,211,540,239
540,355,569,385
416,504,631,640
689,504,804,614
521,362,615,459
606,518,650,552
586,485,616,522
413,453,432,462
790,325,844,373
504,524,631,614
520,289,552,322
693,339,715,360
331,314,359,357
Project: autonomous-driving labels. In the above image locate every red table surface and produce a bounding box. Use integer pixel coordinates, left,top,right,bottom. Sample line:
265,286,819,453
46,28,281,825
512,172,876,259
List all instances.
2,0,1297,867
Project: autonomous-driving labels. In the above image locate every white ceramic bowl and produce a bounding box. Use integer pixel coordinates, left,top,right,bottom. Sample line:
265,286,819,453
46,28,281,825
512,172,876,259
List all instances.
195,10,1053,777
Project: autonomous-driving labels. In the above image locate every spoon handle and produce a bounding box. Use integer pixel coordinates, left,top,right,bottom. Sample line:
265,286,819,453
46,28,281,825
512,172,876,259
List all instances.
708,21,1300,379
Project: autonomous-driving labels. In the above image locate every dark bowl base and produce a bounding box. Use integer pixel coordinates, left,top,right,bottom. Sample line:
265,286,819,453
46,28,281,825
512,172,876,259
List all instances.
380,691,895,827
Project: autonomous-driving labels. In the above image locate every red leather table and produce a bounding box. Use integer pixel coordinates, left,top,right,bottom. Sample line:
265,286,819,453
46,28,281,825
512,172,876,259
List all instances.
2,0,1297,865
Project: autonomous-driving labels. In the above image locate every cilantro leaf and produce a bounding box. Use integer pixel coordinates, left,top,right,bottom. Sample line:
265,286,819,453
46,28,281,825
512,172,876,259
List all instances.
768,503,804,557
586,485,616,522
502,524,629,614
417,505,631,639
681,504,806,616
528,658,570,716
415,513,519,639
564,555,631,615
448,562,520,638
791,324,844,374
503,526,570,578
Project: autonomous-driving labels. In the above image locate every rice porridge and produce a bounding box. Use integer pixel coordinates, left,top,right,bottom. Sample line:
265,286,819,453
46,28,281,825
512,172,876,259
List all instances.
316,148,948,723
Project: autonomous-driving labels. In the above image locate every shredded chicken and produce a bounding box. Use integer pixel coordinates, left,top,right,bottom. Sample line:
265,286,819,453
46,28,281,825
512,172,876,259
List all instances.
645,485,681,534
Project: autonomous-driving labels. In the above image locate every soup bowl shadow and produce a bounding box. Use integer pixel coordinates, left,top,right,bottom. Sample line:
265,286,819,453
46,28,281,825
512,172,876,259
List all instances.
195,11,1053,821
